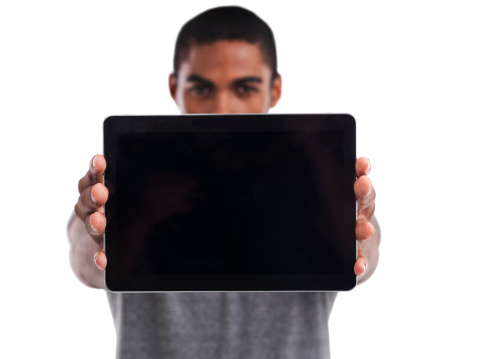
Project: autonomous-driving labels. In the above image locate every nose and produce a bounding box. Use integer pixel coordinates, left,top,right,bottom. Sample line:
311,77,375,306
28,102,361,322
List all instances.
212,91,235,114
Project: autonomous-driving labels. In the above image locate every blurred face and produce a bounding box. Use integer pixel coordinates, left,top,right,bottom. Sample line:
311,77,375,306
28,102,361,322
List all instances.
169,40,281,114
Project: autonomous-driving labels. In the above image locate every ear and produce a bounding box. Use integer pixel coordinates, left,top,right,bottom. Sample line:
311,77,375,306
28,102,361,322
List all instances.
169,72,178,103
269,73,282,109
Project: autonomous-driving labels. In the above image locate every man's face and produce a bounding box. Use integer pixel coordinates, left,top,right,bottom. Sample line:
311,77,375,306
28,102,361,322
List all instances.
169,40,281,114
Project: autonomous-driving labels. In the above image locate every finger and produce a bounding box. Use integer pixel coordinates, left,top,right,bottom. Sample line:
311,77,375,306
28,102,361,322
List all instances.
85,211,107,246
356,157,371,178
354,241,368,277
354,175,376,204
355,219,375,240
94,243,107,271
74,183,109,220
78,155,107,194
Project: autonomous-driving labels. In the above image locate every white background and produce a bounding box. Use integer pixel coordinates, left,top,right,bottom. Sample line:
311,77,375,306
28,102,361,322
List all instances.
1,0,477,358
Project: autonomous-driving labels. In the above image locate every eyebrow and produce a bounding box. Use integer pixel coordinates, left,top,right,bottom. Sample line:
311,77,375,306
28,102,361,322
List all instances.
186,74,263,87
232,76,263,85
186,74,215,87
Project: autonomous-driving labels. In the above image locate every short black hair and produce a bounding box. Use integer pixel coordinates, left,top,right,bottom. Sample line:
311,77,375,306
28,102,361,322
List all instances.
173,6,278,82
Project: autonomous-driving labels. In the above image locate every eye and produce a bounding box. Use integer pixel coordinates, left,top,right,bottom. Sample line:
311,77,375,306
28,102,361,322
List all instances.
188,85,211,96
236,85,258,95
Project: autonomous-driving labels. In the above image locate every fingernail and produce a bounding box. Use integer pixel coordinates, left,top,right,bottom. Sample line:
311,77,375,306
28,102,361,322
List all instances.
94,252,103,270
92,155,98,169
91,184,97,203
365,189,372,198
358,263,367,276
364,178,372,198
90,216,98,232
366,160,371,175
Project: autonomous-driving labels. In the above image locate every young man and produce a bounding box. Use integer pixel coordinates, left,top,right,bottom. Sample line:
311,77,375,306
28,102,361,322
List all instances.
68,6,380,358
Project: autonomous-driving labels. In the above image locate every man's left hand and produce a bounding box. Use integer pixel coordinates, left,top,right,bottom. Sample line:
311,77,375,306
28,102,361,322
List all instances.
354,156,377,279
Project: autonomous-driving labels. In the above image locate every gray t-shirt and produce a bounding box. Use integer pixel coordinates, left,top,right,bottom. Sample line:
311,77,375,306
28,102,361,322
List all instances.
106,291,337,359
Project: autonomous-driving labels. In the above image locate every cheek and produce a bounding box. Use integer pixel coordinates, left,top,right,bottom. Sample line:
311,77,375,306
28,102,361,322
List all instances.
246,90,271,113
240,95,269,113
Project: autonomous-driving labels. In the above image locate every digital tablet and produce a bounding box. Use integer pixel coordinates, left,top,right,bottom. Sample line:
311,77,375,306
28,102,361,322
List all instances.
103,114,356,292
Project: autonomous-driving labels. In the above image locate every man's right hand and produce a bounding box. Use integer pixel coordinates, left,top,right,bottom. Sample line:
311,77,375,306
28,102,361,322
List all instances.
74,154,109,270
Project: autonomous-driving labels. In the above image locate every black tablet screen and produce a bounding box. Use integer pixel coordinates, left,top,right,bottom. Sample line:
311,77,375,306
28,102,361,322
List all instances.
114,130,346,276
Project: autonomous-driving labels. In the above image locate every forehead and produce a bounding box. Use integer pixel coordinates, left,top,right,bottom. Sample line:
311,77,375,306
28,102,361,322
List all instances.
179,40,271,80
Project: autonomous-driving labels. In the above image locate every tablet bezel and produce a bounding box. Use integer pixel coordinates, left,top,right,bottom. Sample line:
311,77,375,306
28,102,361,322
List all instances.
103,114,357,292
